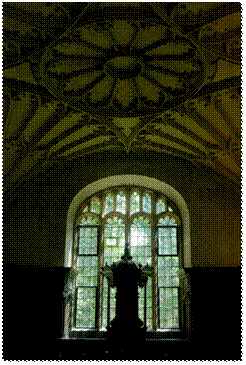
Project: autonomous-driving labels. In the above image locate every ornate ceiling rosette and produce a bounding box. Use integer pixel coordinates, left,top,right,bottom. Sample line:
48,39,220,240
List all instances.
39,19,217,117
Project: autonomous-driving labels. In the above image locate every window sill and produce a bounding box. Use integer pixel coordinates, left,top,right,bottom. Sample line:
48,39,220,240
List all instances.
67,328,188,341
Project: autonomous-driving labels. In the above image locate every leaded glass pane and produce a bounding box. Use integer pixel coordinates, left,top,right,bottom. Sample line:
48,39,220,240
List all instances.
156,199,166,214
110,289,116,322
91,198,100,214
131,217,151,266
83,206,89,212
130,217,152,330
158,288,179,329
138,287,145,322
102,280,117,330
130,192,140,214
158,256,179,287
104,194,114,215
104,217,125,265
158,227,177,255
168,206,173,212
142,193,151,213
76,287,96,328
78,227,98,255
77,256,98,286
116,192,126,214
146,279,153,331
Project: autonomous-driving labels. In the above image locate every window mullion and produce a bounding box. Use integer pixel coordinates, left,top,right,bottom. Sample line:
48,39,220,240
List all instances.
139,192,142,213
113,192,116,212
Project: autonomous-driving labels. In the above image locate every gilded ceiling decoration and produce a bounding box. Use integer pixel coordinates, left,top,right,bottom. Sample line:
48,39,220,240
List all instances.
2,2,241,197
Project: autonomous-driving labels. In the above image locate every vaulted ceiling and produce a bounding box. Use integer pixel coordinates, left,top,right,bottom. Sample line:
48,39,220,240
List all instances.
3,2,241,197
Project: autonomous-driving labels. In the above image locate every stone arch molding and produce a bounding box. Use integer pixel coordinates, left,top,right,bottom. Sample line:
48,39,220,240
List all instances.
65,175,191,268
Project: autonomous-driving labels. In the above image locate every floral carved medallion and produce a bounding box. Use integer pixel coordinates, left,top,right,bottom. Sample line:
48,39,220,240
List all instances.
39,19,215,117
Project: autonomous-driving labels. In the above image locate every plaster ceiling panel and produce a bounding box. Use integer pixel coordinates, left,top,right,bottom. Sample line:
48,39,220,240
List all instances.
4,91,40,141
37,112,89,145
3,62,38,84
48,125,99,155
212,59,241,83
217,154,241,176
169,2,240,34
212,89,241,135
191,99,234,140
152,124,208,154
111,117,140,137
22,100,63,141
159,111,219,144
59,136,112,157
143,134,200,156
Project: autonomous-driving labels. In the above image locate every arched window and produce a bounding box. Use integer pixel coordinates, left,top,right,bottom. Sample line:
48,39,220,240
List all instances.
65,183,190,339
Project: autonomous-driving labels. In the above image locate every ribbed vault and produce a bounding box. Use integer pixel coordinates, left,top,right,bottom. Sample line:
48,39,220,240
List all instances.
3,2,241,197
